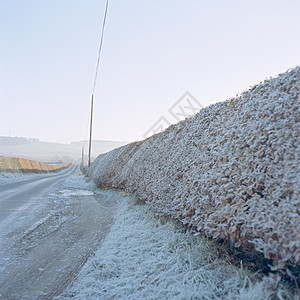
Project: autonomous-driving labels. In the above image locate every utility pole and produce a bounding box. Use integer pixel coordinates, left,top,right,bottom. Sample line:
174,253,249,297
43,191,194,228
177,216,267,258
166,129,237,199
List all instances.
88,95,94,168
82,147,84,165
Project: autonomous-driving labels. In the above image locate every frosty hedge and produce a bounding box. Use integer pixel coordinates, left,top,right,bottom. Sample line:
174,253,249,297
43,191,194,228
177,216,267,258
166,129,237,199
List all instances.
87,66,299,271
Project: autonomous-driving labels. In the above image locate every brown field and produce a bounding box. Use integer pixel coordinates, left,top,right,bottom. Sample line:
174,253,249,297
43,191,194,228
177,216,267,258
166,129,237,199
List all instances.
0,156,71,173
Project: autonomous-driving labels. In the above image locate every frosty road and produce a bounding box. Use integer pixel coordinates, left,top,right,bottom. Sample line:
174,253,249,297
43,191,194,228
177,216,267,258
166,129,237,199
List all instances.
0,164,77,222
0,171,291,299
0,170,120,299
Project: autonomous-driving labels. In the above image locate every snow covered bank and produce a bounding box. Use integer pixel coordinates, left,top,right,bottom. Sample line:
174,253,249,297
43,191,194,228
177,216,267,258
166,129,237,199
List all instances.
87,67,300,273
0,171,44,185
58,194,291,299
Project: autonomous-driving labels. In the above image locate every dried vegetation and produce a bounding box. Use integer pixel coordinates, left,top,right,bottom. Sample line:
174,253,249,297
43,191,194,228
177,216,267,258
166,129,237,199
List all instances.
0,156,71,173
88,66,300,278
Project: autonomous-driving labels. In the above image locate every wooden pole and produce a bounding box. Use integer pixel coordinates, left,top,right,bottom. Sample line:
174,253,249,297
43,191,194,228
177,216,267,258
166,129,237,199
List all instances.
88,95,94,167
82,147,84,165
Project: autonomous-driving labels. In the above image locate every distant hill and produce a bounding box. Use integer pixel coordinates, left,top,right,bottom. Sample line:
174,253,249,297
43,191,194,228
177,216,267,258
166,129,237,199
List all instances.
71,140,126,147
0,136,31,146
0,137,127,163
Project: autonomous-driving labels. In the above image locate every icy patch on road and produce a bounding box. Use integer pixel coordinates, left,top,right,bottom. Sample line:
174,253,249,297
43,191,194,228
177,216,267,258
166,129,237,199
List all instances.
59,195,288,300
61,189,94,197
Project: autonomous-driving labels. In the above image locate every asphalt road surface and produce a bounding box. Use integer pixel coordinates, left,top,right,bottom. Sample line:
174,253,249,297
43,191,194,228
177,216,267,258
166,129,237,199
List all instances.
0,170,119,299
0,165,77,222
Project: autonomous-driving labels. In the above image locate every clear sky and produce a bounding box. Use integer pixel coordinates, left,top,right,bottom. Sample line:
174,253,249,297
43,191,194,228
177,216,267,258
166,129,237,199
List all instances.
0,0,299,144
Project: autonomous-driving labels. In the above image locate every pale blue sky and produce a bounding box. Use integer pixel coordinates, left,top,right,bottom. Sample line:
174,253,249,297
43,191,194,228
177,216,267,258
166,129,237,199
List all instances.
0,0,299,143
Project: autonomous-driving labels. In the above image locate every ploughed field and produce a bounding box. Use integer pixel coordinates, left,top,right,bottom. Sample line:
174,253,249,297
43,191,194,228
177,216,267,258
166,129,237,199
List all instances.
0,156,71,173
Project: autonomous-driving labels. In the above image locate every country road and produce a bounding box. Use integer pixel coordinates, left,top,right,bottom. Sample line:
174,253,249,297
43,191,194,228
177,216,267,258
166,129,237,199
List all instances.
0,164,77,222
0,170,291,299
0,170,120,299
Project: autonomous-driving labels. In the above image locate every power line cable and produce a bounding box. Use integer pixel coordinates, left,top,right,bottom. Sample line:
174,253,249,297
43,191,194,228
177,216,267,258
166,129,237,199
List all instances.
92,0,109,95
87,0,109,167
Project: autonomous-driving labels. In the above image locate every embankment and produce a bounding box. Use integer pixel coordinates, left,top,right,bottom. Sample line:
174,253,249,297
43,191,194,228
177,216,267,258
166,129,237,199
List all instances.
87,66,299,273
0,156,71,173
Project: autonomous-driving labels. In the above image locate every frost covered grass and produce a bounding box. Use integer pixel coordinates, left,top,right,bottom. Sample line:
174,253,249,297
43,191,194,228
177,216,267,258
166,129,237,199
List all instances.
87,66,300,275
59,193,293,300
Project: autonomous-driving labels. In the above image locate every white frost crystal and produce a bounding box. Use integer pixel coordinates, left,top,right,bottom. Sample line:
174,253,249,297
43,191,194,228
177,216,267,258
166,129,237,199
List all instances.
88,66,300,270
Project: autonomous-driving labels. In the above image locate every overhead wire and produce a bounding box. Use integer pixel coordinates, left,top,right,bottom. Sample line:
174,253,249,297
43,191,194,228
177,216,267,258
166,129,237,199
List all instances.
86,0,109,166
92,0,109,96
